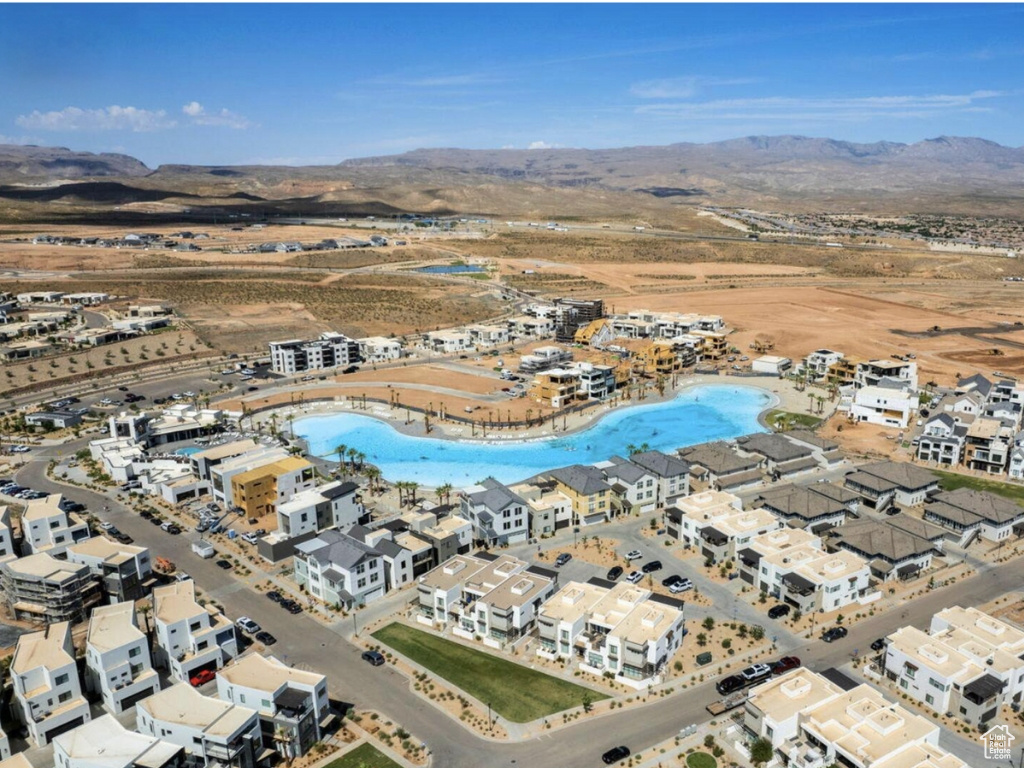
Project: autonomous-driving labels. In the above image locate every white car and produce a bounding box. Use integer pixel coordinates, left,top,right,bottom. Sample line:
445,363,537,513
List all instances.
183,391,196,398
100,521,115,531
626,571,643,584
10,445,31,453
625,550,643,561
175,572,192,583
236,617,261,634
669,579,693,594
241,532,259,545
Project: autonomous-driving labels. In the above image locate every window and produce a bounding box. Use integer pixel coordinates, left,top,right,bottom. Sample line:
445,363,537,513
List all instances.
765,725,774,739
262,698,271,709
54,673,69,686
58,690,72,703
357,578,366,589
129,647,141,658
900,678,909,689
928,678,946,691
905,664,917,679
925,694,934,706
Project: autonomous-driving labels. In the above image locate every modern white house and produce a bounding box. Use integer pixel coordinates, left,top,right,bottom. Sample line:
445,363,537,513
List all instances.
293,528,386,609
84,602,160,715
269,332,359,374
743,668,845,749
0,506,16,563
665,490,781,563
217,654,330,760
11,622,91,746
152,581,239,685
65,536,153,603
52,714,184,768
136,683,263,768
208,446,292,508
21,494,91,556
275,480,364,539
799,349,846,382
593,458,659,514
848,385,915,429
357,336,403,363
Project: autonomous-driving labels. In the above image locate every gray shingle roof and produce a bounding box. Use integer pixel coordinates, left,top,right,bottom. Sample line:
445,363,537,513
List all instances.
735,432,814,463
858,461,938,491
929,488,1024,525
602,461,648,485
296,528,380,570
831,519,936,562
679,441,761,476
629,450,690,478
756,486,847,521
466,477,527,512
958,373,993,398
546,465,612,496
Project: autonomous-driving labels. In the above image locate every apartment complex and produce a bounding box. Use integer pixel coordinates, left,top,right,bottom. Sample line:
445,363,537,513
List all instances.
665,490,780,563
231,456,316,519
269,332,359,374
0,553,101,624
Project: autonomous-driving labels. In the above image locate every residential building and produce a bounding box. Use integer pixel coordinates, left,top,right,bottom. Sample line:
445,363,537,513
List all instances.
753,485,849,532
543,465,619,525
275,480,364,539
66,536,153,603
800,349,846,382
269,332,359,374
751,355,792,375
666,490,779,563
0,553,101,624
293,528,386,609
84,602,159,715
743,668,845,749
422,330,472,354
574,361,617,399
627,450,691,506
357,336,403,363
678,441,764,492
21,494,90,556
136,684,263,768
511,481,574,536
53,715,185,768
25,411,83,430
916,413,967,466
518,344,570,373
531,367,581,408
467,324,510,347
0,506,15,563
209,446,292,508
190,439,260,483
217,654,330,760
231,456,316,519
924,488,1024,543
734,432,818,478
152,581,239,685
11,622,91,746
459,478,530,545
855,359,918,389
736,528,872,613
537,580,684,687
963,417,1013,474
847,461,939,509
849,385,915,428
830,519,938,581
594,457,659,514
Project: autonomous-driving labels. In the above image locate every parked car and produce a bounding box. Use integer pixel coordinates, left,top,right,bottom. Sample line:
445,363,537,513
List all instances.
661,574,683,588
555,553,572,567
215,559,233,570
669,578,693,594
822,626,848,643
741,663,773,682
283,601,303,615
236,617,261,635
113,532,133,544
771,657,801,675
768,604,791,619
266,590,283,602
175,572,192,583
641,560,662,574
626,571,643,584
189,669,216,687
870,638,887,652
606,566,623,581
241,532,259,545
625,550,642,561
716,674,746,695
362,650,386,666
255,631,277,646
602,746,631,765
100,521,115,531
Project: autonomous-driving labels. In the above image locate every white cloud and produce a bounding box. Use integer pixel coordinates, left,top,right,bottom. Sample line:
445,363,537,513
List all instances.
181,102,252,129
0,133,40,145
16,105,175,132
634,90,1005,121
630,76,760,99
527,140,561,150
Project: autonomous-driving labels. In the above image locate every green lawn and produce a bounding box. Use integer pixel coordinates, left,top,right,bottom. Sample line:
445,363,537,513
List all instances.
372,622,607,722
934,470,1024,505
324,743,402,768
686,753,718,768
764,409,823,430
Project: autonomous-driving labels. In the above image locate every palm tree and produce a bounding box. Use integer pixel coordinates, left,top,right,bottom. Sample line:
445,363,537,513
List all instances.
356,451,366,471
346,447,358,469
436,483,453,506
335,444,347,473
395,481,406,506
365,467,381,494
407,482,419,507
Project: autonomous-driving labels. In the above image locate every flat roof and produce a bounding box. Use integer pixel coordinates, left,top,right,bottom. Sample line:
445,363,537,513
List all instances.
153,580,205,624
138,683,257,737
219,653,324,692
4,551,87,581
54,713,182,767
88,602,144,653
538,581,608,623
12,622,73,675
747,669,844,724
68,535,146,564
192,438,259,462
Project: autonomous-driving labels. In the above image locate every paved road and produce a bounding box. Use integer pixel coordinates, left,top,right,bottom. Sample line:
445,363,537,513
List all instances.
17,449,1024,767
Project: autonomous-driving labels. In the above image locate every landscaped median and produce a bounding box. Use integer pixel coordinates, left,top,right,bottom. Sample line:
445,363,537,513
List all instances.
324,742,402,768
372,622,608,723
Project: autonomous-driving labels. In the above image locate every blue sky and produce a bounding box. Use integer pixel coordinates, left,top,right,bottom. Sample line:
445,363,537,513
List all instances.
1,3,1022,166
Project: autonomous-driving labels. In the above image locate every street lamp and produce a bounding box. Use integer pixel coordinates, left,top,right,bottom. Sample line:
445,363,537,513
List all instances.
488,701,492,731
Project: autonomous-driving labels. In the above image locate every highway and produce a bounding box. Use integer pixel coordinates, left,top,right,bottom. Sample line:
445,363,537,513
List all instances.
15,449,1024,768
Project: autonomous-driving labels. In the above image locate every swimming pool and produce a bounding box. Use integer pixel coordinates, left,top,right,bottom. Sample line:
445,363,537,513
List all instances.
415,264,486,274
294,384,771,486
175,446,203,456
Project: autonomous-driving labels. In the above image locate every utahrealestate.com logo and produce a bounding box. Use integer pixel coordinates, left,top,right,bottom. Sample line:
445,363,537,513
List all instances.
980,724,1015,761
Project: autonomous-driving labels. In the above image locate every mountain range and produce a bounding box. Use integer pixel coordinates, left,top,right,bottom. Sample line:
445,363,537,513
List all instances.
2,135,1024,216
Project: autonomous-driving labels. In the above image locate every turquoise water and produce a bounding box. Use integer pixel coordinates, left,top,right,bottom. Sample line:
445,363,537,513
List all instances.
415,265,486,274
295,384,771,486
175,446,202,456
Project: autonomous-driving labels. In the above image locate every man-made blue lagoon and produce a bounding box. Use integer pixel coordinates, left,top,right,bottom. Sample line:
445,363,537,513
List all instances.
415,264,487,274
294,384,771,486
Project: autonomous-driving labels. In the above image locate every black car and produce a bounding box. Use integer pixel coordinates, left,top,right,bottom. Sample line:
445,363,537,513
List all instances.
555,553,572,567
215,559,233,570
606,566,623,581
153,397,167,404
768,604,791,619
283,601,303,614
870,638,887,652
661,574,683,588
715,674,746,695
247,386,259,392
362,650,386,666
149,516,163,525
342,365,359,374
266,590,283,602
165,524,182,535
822,626,848,643
114,533,133,544
118,386,129,392
255,631,277,646
641,560,662,574
139,509,153,519
602,746,631,765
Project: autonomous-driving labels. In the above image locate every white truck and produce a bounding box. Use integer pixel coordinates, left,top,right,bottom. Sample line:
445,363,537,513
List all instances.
191,540,215,559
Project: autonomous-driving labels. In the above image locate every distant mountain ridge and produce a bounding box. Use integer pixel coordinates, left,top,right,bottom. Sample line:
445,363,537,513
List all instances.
3,135,1024,214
